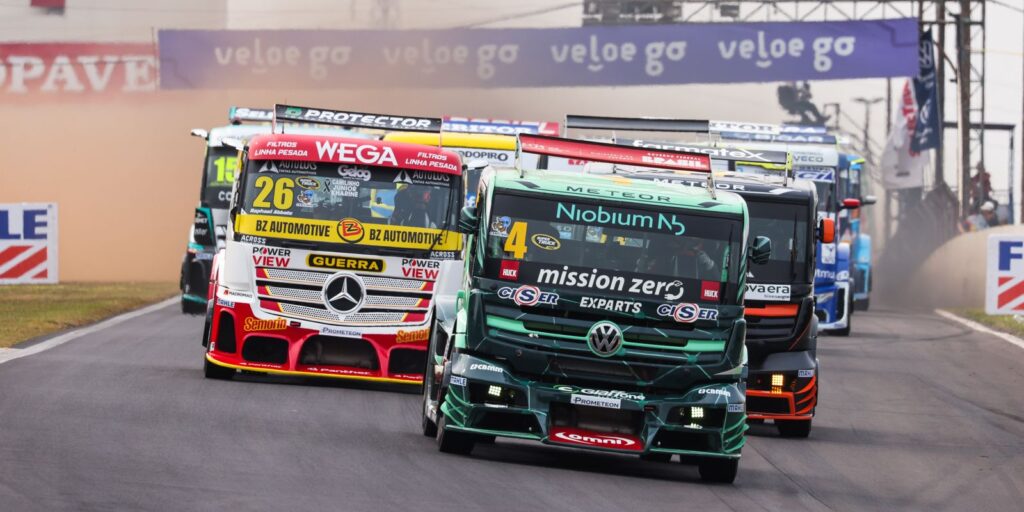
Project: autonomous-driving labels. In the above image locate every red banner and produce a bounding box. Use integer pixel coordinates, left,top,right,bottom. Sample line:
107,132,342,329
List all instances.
519,134,712,172
0,43,157,95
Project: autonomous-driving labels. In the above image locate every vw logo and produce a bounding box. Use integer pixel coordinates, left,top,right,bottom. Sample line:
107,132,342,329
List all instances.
322,272,366,316
587,321,623,358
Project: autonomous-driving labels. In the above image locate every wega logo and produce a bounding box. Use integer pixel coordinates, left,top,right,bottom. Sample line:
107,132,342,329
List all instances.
243,317,287,332
549,427,642,452
315,141,398,166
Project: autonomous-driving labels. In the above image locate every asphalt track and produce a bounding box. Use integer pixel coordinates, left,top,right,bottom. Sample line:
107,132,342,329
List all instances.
1,304,1022,512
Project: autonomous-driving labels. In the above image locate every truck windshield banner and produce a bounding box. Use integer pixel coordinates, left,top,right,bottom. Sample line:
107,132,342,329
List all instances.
157,19,917,89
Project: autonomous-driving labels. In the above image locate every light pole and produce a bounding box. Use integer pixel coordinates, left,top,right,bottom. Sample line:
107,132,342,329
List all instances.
853,97,885,165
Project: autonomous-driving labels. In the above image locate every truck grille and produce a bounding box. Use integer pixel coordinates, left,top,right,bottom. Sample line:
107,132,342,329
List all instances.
254,266,433,327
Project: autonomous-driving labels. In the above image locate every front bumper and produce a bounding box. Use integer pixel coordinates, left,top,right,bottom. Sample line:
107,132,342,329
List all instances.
745,350,817,421
206,299,427,385
816,281,850,331
438,351,747,459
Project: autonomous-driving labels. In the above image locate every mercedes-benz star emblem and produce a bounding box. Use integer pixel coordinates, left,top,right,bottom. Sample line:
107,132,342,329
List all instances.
322,272,366,316
587,321,623,358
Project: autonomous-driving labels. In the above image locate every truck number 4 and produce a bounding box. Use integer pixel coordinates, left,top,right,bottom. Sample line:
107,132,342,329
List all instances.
504,221,528,259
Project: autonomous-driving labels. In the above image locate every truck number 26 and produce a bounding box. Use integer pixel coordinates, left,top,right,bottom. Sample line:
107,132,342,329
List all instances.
253,177,294,210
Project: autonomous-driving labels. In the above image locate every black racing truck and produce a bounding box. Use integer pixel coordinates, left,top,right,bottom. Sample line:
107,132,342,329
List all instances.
423,134,773,483
559,115,833,437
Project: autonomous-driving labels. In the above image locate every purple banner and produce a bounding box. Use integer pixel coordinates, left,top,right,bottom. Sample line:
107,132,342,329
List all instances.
158,19,918,89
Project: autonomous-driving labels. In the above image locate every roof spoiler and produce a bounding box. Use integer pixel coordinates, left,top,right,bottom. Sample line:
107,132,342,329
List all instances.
273,104,443,134
564,114,710,134
517,133,719,197
443,116,560,136
228,106,274,124
709,120,840,144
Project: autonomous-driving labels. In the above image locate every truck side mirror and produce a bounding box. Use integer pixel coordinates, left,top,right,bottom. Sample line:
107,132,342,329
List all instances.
190,128,209,140
818,218,835,243
841,198,861,209
193,207,215,247
749,236,772,265
458,206,479,234
861,195,877,206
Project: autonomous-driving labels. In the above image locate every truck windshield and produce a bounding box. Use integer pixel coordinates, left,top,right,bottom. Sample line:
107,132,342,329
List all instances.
202,146,240,209
482,192,743,304
795,167,837,214
746,199,810,283
234,159,461,256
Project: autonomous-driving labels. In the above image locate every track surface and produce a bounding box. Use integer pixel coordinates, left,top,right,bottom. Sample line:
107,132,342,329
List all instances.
1,305,1022,511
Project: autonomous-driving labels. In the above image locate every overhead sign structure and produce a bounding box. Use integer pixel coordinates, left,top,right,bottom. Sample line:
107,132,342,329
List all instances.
0,203,58,284
987,235,1024,315
158,19,918,89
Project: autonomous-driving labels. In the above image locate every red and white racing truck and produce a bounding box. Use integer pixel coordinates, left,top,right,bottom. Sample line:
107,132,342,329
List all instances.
202,105,463,384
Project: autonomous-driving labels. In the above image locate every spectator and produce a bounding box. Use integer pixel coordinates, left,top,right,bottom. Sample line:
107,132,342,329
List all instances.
968,163,993,214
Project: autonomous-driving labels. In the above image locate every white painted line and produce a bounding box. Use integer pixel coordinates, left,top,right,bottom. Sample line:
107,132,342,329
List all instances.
0,297,178,365
935,309,1024,351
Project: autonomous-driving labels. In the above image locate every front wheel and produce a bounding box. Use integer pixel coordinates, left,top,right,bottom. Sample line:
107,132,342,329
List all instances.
777,419,812,438
833,310,852,336
421,383,438,438
204,357,234,380
436,399,475,455
697,457,739,483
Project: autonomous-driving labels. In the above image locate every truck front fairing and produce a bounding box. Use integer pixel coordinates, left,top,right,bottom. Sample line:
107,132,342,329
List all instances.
205,131,463,384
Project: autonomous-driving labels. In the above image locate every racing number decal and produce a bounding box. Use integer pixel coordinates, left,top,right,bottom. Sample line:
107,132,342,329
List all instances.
253,176,295,210
212,156,238,184
504,221,528,259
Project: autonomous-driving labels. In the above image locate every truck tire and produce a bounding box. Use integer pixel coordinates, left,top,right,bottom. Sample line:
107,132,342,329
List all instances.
833,311,851,336
436,405,475,455
777,419,812,438
697,457,739,483
203,357,234,380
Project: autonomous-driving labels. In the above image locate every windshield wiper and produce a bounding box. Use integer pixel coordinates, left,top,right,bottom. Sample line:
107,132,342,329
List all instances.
427,184,458,255
789,209,798,280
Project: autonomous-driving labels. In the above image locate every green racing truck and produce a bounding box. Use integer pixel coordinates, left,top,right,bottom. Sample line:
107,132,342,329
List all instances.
422,134,771,483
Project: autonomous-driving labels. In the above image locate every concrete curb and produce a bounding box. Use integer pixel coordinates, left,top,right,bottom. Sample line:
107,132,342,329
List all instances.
0,297,178,365
935,308,1024,351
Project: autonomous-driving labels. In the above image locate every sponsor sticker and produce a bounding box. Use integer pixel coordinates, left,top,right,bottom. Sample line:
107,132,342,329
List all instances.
499,260,520,281
701,281,721,302
555,202,685,235
497,285,558,306
554,385,645,401
745,283,791,301
216,298,234,308
401,258,441,280
698,388,731,398
296,177,321,190
449,375,467,387
251,246,292,267
395,328,429,343
579,296,642,314
548,427,642,452
236,214,462,251
656,303,719,323
798,369,815,378
337,167,371,181
469,363,503,373
531,233,561,251
321,326,362,337
490,216,512,237
727,403,745,413
571,394,621,410
535,265,684,300
243,317,287,332
307,254,385,273
337,218,365,243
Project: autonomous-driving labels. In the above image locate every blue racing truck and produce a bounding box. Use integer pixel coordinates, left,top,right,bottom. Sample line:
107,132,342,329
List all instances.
711,126,861,336
839,154,876,310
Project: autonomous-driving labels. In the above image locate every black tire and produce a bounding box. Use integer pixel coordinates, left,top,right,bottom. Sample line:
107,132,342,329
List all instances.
697,457,739,483
833,312,851,336
855,298,870,311
435,401,475,455
181,264,208,315
201,300,214,348
421,384,438,438
777,419,812,438
640,452,673,463
204,357,234,380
